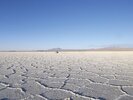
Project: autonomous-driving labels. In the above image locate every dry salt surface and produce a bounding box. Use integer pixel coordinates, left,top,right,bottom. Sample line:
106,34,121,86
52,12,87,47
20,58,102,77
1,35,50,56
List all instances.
0,52,133,100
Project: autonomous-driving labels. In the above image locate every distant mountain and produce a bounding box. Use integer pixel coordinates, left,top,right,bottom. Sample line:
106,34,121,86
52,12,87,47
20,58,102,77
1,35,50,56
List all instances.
46,47,133,51
48,48,62,51
94,47,133,51
1,47,133,52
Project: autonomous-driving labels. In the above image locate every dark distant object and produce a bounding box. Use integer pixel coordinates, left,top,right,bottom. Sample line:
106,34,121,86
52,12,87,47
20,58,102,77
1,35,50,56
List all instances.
56,50,59,53
49,48,61,53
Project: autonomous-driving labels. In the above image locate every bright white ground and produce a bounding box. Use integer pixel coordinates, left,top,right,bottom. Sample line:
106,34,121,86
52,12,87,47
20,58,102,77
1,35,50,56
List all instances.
0,52,133,100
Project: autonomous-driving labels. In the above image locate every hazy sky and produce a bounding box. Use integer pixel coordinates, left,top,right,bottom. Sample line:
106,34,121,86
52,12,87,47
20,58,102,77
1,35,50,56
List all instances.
0,0,133,50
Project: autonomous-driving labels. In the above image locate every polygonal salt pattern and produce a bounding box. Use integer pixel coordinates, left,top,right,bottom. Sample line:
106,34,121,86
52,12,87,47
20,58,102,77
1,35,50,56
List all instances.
0,52,133,100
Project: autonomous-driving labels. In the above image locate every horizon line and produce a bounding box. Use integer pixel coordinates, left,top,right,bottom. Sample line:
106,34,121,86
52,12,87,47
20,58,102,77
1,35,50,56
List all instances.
1,47,133,52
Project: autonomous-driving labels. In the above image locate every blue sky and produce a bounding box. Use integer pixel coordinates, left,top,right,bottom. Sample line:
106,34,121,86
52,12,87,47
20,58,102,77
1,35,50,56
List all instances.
0,0,133,50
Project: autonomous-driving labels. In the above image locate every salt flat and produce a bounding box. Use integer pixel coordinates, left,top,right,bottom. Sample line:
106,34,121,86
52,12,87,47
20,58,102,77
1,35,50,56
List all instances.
0,52,133,100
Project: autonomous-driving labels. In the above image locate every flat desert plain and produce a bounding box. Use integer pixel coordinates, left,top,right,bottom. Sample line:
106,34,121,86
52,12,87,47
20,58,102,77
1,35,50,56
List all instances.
0,52,133,100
